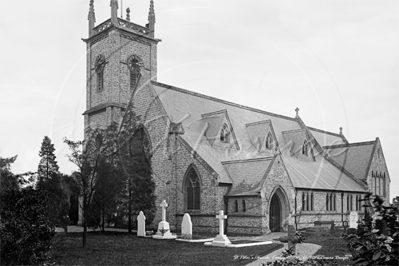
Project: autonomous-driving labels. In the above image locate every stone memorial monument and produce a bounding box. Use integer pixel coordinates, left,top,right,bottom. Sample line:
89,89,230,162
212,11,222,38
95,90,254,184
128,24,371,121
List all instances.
153,200,177,239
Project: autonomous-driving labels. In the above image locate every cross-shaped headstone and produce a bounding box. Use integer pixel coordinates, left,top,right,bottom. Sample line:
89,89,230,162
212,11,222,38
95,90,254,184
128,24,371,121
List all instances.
216,210,227,235
160,200,168,222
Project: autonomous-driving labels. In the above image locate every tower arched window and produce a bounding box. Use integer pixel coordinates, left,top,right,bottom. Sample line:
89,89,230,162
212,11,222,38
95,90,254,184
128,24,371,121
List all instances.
266,132,273,150
185,166,201,211
302,139,309,156
220,124,230,143
127,55,141,91
242,200,246,212
95,54,106,92
234,200,238,212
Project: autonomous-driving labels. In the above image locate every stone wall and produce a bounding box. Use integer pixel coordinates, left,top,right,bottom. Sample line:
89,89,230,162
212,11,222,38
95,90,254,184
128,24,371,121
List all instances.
261,155,296,234
366,139,390,203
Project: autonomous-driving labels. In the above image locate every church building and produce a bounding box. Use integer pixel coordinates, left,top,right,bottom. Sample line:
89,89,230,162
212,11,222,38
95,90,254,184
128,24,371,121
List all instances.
82,0,391,234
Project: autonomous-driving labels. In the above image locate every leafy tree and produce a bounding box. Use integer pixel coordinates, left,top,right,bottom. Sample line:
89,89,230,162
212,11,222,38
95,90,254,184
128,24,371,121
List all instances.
345,193,398,265
89,157,125,230
0,186,54,265
64,124,124,247
0,155,19,195
117,128,155,232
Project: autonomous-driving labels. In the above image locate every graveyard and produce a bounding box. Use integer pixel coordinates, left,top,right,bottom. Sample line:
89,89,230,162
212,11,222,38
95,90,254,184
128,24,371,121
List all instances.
49,200,360,265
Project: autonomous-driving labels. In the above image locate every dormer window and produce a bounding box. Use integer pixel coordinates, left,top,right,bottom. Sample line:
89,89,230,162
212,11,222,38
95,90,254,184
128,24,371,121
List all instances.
266,132,273,150
302,139,309,156
220,124,230,143
95,54,106,92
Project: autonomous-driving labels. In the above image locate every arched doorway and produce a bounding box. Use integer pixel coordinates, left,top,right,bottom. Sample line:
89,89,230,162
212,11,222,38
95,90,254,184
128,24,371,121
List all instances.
268,187,290,232
269,193,281,232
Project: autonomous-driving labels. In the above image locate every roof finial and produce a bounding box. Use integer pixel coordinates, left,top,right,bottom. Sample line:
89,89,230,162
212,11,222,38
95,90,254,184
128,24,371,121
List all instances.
295,107,300,118
148,0,155,38
339,127,343,135
88,0,96,37
126,7,130,21
110,0,119,25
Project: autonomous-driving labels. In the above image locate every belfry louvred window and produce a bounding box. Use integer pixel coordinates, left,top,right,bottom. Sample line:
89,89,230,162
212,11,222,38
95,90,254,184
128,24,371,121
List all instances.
95,54,106,92
186,167,200,211
127,55,141,91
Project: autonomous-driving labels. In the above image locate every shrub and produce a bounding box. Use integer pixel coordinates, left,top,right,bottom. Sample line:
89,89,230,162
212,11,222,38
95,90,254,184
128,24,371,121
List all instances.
0,187,55,265
345,194,398,266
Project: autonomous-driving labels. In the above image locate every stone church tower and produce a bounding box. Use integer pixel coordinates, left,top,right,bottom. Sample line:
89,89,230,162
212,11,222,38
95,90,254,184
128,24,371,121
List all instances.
82,0,160,130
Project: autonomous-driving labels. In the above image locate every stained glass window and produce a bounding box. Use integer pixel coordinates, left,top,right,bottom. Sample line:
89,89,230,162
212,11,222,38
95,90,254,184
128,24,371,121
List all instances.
186,167,200,211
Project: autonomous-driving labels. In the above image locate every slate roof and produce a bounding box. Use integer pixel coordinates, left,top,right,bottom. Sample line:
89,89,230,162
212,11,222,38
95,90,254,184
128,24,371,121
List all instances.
308,127,347,146
150,81,369,193
324,141,376,181
223,158,274,196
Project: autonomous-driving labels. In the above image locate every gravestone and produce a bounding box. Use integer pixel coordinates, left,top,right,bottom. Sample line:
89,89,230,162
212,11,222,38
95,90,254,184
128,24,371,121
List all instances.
181,213,192,236
206,210,231,246
153,200,176,239
287,225,296,255
349,211,358,228
137,211,146,237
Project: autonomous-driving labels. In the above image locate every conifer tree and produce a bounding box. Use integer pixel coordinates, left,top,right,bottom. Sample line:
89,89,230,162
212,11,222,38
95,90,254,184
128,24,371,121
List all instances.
37,136,59,184
36,136,69,229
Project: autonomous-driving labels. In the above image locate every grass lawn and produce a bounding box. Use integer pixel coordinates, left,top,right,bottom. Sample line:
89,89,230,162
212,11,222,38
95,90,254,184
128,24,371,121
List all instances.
305,232,353,266
50,232,283,266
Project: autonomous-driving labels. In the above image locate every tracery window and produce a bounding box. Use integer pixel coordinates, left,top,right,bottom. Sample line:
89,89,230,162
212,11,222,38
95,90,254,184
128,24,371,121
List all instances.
220,124,230,143
95,54,106,92
302,192,313,211
127,55,141,91
185,166,201,211
266,132,273,150
347,194,353,211
326,193,336,211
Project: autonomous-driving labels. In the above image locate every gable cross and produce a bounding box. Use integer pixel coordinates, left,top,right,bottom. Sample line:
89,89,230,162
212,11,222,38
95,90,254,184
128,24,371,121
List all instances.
216,210,227,235
295,107,300,117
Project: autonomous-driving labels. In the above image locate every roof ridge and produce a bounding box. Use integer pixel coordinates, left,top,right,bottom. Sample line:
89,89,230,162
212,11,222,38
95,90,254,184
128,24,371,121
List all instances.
246,120,271,127
308,126,341,137
324,140,376,149
282,128,307,134
222,157,274,165
151,81,297,122
201,109,227,118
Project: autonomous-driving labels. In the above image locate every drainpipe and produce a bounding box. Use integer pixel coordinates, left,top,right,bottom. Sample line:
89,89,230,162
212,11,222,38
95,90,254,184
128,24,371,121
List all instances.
294,190,298,230
341,193,344,226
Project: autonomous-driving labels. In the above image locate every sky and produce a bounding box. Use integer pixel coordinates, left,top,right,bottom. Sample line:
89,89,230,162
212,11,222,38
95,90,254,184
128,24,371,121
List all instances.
1,0,398,200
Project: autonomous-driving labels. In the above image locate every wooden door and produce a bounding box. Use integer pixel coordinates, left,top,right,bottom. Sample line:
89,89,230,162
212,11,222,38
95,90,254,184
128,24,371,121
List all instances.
269,194,281,232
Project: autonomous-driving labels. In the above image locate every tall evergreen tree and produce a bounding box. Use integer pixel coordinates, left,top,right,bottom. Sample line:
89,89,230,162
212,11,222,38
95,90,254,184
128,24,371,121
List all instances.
37,136,59,184
36,136,69,229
